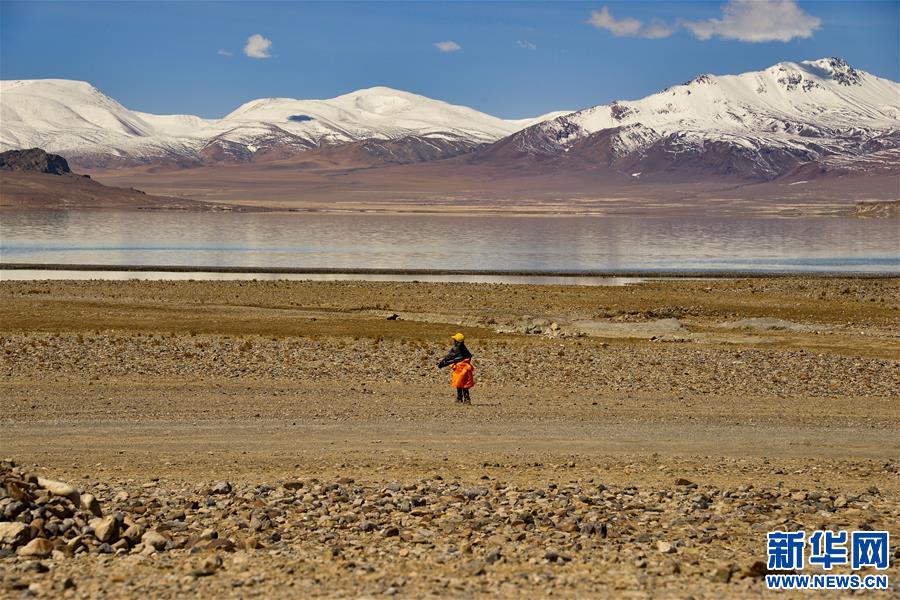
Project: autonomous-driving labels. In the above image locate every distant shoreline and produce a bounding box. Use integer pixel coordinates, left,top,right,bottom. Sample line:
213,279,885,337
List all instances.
1,263,897,279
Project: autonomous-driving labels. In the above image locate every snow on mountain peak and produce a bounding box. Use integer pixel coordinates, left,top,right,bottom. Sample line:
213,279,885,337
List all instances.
1,78,156,142
501,58,899,181
0,80,563,165
682,74,715,86
798,57,863,86
335,85,421,100
345,91,416,115
2,59,895,175
548,58,897,141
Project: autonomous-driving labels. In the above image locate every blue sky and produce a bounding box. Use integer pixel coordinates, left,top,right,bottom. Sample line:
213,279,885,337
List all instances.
1,1,897,119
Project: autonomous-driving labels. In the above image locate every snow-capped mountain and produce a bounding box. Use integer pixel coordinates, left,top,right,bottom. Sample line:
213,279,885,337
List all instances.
0,80,568,167
476,58,900,181
3,58,897,181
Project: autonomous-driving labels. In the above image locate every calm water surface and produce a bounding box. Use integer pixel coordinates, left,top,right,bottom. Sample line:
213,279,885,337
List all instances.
1,211,897,275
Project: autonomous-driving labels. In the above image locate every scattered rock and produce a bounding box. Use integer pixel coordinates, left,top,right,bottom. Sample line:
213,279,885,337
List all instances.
544,550,571,563
191,555,223,577
463,487,488,499
17,538,53,559
0,522,31,549
122,523,146,544
209,482,232,495
358,521,377,532
657,541,675,554
720,318,815,332
741,561,769,579
142,530,169,552
37,477,78,501
1,452,895,597
461,559,486,576
90,516,119,544
80,493,102,517
710,566,733,583
485,547,502,564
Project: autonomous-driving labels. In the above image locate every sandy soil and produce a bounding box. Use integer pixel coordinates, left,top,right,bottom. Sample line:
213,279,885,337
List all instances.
0,172,256,212
0,278,898,597
87,161,900,216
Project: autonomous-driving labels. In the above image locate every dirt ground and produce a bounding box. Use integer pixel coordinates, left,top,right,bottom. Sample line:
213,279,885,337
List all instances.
87,157,900,216
0,278,898,598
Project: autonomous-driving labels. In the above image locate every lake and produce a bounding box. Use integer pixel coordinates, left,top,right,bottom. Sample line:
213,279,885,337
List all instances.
1,211,898,277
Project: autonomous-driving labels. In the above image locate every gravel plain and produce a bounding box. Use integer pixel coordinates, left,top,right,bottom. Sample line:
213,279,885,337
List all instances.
0,278,898,598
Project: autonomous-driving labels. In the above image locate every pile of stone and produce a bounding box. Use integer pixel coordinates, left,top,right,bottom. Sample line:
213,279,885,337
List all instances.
495,316,582,338
0,460,169,560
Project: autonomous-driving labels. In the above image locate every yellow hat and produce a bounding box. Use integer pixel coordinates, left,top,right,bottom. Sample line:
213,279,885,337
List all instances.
452,333,465,342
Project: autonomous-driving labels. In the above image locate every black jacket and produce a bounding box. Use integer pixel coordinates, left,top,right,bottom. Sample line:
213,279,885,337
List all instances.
437,341,472,368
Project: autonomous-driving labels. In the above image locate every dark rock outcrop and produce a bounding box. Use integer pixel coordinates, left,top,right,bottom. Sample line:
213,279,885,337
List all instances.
0,148,72,175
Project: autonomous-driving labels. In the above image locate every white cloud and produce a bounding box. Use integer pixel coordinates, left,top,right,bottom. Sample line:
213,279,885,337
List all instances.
517,40,537,50
244,34,273,59
641,21,676,40
434,40,461,52
588,7,642,36
587,6,674,39
217,49,233,57
682,0,821,42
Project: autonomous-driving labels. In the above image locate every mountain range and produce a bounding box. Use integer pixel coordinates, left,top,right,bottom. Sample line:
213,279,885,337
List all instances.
0,79,566,168
476,57,899,182
1,58,898,204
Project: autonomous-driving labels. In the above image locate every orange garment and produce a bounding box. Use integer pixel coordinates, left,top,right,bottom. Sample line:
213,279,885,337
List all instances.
451,358,475,389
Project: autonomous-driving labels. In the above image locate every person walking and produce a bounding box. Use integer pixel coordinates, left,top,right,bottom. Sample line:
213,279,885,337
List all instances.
437,332,475,404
